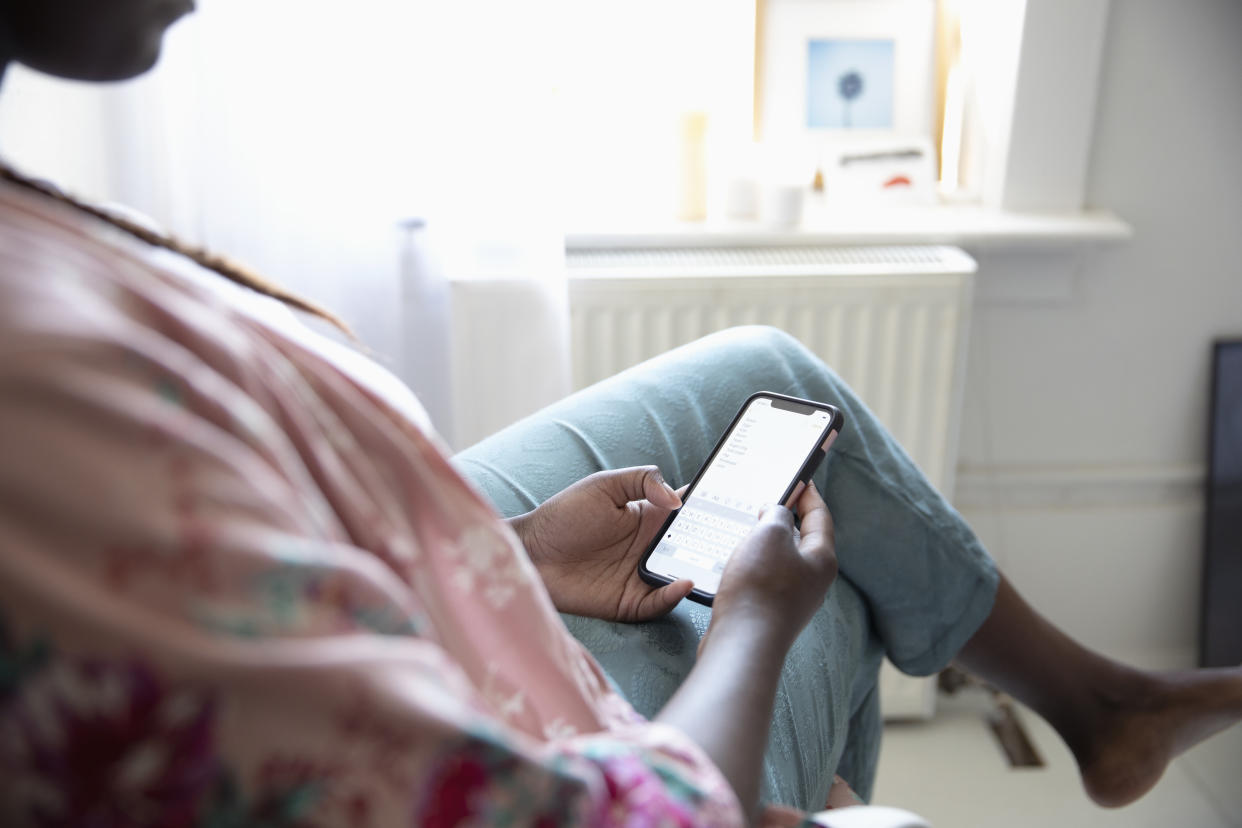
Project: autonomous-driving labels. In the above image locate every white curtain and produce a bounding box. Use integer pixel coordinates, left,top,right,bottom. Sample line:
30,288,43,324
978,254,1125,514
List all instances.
0,0,579,442
0,0,754,443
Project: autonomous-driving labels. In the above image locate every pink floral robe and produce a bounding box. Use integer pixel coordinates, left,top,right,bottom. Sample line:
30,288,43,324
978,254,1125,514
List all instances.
0,179,831,826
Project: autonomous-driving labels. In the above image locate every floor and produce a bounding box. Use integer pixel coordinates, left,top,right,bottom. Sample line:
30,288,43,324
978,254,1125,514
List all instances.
872,678,1242,827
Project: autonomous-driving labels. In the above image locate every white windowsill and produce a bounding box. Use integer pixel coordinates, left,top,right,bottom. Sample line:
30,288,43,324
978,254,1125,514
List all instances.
565,201,1133,251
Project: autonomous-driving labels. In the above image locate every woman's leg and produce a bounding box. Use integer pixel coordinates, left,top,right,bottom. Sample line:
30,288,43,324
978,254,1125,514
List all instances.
730,326,1242,808
454,325,999,806
456,325,1242,809
454,326,915,807
457,325,1000,676
707,331,1242,810
958,576,1242,807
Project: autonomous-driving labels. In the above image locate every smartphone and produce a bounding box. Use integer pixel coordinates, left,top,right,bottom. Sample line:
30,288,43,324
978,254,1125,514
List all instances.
639,391,844,606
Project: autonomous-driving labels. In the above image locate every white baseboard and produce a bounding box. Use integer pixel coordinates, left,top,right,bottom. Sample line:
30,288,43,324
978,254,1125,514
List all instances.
880,660,938,722
953,463,1204,509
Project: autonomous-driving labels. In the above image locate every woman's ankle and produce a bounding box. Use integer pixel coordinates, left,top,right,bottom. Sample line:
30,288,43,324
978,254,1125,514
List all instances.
1072,665,1242,808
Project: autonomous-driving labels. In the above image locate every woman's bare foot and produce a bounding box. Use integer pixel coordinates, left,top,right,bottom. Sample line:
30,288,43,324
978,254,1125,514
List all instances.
958,577,1241,810
1068,667,1242,808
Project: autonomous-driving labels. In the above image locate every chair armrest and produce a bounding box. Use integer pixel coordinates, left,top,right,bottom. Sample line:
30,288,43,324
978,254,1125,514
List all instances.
810,805,932,828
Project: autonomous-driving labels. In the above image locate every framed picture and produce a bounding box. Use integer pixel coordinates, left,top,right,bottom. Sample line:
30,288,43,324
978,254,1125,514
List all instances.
755,0,936,144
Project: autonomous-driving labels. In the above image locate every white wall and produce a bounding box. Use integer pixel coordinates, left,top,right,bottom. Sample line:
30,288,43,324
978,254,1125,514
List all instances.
954,0,1242,663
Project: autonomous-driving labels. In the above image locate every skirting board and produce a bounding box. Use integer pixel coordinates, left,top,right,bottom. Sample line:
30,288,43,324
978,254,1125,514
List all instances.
953,463,1204,510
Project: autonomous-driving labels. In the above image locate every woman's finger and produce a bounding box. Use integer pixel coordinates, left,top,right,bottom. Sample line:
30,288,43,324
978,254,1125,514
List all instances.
793,482,835,571
592,466,680,509
753,503,796,535
640,467,682,509
637,578,694,619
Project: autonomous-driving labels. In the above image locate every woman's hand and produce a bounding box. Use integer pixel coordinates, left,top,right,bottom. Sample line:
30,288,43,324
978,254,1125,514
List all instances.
511,467,695,622
519,472,838,816
658,482,837,818
702,481,838,652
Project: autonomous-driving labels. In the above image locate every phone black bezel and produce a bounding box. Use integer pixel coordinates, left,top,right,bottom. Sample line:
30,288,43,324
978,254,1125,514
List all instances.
637,391,844,607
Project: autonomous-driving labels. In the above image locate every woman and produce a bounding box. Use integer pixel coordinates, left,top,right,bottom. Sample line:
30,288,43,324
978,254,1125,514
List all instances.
1,2,1239,826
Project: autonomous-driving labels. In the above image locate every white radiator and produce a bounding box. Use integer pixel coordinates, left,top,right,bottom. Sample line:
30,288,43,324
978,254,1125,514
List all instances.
567,243,977,721
567,244,977,497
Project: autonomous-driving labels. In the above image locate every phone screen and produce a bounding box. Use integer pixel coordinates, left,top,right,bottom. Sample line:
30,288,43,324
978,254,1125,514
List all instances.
643,395,837,597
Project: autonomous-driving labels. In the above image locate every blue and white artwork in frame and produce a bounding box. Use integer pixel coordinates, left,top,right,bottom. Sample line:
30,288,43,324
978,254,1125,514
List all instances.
756,0,934,143
806,39,895,130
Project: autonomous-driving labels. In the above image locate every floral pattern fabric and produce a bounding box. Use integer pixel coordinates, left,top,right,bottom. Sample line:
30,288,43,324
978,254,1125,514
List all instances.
0,181,776,826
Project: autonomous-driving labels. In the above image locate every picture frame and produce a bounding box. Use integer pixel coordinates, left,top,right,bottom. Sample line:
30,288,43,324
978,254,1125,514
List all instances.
755,0,936,144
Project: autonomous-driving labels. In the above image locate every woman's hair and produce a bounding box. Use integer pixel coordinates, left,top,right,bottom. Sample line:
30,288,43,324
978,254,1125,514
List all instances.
0,162,356,338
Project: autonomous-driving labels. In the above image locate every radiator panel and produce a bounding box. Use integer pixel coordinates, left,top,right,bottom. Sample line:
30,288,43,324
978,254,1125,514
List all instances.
567,246,975,495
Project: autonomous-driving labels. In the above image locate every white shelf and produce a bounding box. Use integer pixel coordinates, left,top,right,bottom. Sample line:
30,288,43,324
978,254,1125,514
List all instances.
567,244,978,280
565,202,1133,251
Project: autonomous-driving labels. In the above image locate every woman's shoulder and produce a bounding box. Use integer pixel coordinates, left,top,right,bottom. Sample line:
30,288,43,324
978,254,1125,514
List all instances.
0,178,167,341
0,178,440,438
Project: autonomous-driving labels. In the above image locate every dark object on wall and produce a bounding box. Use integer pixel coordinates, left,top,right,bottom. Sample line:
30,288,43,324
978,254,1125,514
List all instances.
1201,339,1242,668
